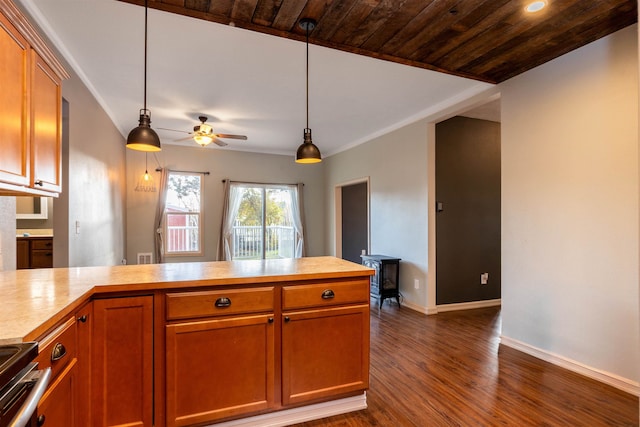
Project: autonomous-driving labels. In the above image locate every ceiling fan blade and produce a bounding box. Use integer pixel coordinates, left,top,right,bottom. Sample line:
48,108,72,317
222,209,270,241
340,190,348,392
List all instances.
215,133,247,140
174,136,194,142
213,137,228,147
157,127,192,135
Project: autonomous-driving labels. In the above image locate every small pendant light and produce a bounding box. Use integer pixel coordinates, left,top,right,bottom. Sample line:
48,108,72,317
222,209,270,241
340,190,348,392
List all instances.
135,153,157,192
127,0,161,152
295,18,321,164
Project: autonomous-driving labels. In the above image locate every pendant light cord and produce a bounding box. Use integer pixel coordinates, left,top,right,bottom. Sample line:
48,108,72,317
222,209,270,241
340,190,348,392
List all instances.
143,0,148,112
305,23,309,130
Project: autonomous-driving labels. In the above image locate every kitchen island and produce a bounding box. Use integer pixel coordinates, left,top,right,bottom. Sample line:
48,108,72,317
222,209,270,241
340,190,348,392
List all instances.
0,256,374,426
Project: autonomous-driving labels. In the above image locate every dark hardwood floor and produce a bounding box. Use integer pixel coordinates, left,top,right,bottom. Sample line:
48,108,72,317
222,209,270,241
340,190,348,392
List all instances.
292,303,638,426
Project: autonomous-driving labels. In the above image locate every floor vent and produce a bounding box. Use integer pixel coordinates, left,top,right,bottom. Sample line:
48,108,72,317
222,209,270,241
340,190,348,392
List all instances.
137,252,153,265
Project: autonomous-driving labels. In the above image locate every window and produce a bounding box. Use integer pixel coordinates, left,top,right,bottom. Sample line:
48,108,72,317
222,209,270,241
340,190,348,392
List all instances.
227,183,302,260
164,172,203,255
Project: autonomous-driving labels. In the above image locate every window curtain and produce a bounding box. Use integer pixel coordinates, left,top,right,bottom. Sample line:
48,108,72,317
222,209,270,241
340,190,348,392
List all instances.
154,168,169,263
291,183,307,257
217,180,243,261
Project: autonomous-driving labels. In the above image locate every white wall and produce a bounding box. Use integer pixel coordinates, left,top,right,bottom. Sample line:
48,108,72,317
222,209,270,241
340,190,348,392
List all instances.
324,120,430,310
500,25,639,386
125,145,324,265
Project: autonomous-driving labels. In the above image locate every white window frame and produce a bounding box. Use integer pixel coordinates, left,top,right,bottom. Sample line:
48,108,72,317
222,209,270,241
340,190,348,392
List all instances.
164,171,204,256
228,183,302,261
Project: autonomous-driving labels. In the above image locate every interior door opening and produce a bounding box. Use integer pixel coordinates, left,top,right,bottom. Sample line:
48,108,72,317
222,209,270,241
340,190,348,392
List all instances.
335,179,369,264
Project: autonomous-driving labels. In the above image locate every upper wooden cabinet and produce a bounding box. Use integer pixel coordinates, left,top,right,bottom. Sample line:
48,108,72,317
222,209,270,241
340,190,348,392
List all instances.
0,0,67,196
0,9,29,188
31,52,62,192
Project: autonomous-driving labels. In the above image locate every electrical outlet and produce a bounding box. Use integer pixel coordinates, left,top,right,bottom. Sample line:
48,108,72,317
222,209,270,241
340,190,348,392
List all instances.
414,279,420,289
480,273,489,285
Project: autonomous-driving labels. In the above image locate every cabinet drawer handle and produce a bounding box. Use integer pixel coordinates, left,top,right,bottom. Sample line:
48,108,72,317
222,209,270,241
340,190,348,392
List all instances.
321,289,335,299
51,343,66,362
34,180,43,186
78,315,87,323
214,297,231,308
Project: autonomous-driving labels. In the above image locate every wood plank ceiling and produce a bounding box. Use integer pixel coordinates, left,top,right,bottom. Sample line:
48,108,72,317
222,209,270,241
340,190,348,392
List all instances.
117,0,637,84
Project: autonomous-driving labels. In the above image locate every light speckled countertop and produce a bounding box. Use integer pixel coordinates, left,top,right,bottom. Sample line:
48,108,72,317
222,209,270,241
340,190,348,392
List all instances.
16,229,54,238
0,256,373,344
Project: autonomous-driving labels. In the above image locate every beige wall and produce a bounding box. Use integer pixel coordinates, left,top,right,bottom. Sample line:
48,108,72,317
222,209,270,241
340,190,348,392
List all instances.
0,198,16,271
125,145,324,265
324,120,431,311
53,51,127,267
500,25,639,385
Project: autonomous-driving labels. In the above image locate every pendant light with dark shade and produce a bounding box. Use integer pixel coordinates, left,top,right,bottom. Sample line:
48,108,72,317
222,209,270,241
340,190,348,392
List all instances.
126,0,161,152
295,18,321,164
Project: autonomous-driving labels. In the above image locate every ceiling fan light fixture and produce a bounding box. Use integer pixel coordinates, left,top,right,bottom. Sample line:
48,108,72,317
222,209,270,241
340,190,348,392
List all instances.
525,1,547,13
127,109,161,152
199,123,213,135
296,128,321,163
295,17,322,164
194,134,214,146
126,0,161,152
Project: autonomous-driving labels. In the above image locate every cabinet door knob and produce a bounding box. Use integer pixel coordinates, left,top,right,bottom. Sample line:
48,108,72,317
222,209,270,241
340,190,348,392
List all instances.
51,343,66,362
268,317,274,323
37,414,45,426
284,316,290,323
321,289,335,299
78,315,88,323
34,180,44,186
214,297,231,308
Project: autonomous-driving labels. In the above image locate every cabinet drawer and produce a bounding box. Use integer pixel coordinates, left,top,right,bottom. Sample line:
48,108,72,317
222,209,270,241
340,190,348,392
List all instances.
166,287,274,321
31,250,53,268
31,239,53,250
35,316,77,380
282,279,370,310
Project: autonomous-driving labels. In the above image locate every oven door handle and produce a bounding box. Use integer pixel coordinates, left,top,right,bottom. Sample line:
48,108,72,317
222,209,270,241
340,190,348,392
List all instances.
8,367,52,427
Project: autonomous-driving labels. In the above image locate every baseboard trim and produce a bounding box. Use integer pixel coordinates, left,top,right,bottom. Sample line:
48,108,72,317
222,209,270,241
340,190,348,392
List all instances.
208,393,368,427
500,336,640,396
397,300,437,315
436,298,501,313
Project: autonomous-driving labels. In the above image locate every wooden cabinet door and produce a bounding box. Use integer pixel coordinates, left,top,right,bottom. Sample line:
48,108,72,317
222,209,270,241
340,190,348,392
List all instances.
31,51,61,192
17,239,29,269
0,11,29,187
93,296,154,427
76,302,93,427
166,314,275,427
37,358,78,427
282,304,370,406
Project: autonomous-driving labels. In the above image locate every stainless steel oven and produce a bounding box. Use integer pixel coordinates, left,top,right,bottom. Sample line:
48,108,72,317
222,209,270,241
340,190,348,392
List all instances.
0,343,51,427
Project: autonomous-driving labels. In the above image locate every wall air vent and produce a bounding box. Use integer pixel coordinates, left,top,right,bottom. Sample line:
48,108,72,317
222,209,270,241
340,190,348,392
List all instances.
137,252,153,265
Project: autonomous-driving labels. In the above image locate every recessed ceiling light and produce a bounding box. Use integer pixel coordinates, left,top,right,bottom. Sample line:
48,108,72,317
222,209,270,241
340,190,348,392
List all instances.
525,1,547,13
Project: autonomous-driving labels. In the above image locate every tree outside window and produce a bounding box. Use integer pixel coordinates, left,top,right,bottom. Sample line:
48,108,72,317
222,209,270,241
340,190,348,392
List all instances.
232,185,297,260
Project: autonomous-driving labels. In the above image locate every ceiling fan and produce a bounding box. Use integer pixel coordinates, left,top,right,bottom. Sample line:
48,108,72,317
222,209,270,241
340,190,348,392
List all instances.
158,116,248,147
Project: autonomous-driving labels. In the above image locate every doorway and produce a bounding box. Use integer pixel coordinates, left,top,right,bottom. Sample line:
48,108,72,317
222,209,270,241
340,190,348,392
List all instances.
335,179,369,264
